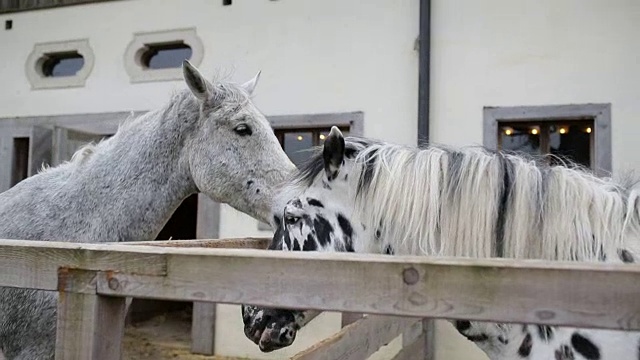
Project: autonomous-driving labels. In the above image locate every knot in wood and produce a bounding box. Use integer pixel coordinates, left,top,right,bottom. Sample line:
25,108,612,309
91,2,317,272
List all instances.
403,267,419,285
108,277,120,290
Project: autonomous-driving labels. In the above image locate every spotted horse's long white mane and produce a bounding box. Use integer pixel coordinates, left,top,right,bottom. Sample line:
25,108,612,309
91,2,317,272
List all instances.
243,127,640,360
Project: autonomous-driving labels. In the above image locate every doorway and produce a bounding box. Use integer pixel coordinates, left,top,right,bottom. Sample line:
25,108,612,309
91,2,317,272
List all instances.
128,194,199,323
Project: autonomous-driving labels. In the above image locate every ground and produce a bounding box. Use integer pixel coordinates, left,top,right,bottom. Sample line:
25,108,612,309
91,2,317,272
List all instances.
123,308,247,360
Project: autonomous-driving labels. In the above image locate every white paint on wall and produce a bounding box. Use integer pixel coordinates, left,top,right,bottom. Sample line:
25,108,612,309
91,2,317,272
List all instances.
0,0,418,358
429,1,640,359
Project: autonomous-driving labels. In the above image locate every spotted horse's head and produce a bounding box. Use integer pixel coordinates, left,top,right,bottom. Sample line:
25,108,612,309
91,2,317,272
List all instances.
242,127,388,352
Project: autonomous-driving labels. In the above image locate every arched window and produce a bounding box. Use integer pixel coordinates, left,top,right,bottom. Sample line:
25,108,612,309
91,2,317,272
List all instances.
26,39,94,89
125,28,204,83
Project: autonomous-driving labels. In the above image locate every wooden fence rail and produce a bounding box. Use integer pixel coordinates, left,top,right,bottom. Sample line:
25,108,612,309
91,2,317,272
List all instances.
0,238,639,359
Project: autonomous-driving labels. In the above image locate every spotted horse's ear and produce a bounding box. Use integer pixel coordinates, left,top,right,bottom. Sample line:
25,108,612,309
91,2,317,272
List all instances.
322,126,345,181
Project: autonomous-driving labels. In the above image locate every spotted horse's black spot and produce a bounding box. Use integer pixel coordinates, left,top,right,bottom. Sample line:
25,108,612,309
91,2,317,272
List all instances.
303,234,317,251
307,198,324,208
518,332,532,357
454,320,471,333
618,248,635,263
313,216,334,248
571,333,600,360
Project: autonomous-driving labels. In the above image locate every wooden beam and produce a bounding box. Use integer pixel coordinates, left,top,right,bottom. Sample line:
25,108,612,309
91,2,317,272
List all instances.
293,315,417,360
55,270,127,360
121,237,270,249
0,239,167,291
392,333,426,360
0,0,126,14
2,240,640,330
341,312,363,328
190,302,216,355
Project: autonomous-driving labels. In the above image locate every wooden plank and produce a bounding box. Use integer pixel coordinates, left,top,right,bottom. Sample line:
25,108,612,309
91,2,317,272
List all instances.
292,315,418,360
52,126,106,167
28,125,52,176
55,289,127,360
190,194,221,355
0,133,13,191
392,333,425,360
0,239,167,291
421,320,435,360
121,237,270,249
341,312,363,328
92,248,640,331
0,0,126,14
2,240,640,330
190,302,216,355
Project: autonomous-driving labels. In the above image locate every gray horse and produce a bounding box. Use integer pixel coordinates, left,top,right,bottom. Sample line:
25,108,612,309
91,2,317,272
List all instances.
0,60,295,360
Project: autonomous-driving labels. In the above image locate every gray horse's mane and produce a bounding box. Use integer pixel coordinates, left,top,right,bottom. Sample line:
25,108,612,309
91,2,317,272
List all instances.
291,137,640,262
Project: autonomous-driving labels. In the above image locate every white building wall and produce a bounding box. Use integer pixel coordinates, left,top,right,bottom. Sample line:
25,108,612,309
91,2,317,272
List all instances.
429,0,640,359
0,0,418,358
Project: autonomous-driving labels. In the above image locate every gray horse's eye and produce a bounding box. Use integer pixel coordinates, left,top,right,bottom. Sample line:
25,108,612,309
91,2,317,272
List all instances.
234,124,252,136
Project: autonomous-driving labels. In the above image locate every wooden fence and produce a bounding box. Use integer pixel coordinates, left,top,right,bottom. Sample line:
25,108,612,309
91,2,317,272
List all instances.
0,237,639,360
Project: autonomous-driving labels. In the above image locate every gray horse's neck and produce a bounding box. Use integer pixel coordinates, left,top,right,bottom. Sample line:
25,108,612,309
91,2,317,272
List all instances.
0,97,199,243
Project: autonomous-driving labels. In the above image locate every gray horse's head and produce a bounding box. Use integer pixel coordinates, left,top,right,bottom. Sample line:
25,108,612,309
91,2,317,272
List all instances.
182,61,295,223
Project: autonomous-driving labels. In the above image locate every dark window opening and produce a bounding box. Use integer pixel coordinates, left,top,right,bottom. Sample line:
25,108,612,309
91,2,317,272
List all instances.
11,138,29,186
40,51,84,77
498,120,594,169
274,127,350,167
223,0,232,5
5,20,12,30
140,42,192,69
155,194,198,240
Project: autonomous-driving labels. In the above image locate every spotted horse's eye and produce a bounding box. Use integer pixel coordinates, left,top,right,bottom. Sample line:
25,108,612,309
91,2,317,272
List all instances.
234,124,252,136
284,215,300,225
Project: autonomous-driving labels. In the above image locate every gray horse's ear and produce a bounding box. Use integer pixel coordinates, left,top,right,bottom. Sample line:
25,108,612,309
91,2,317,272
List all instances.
322,126,345,181
183,60,212,102
241,71,261,96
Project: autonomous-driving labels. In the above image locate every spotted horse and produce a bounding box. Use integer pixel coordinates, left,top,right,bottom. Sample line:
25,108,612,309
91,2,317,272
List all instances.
242,127,640,359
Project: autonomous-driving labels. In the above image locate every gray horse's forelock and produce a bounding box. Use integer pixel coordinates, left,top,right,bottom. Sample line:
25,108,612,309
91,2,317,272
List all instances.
349,142,640,262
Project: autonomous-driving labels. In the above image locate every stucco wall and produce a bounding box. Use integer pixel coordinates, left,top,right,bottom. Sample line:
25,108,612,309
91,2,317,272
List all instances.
429,1,640,359
0,0,418,359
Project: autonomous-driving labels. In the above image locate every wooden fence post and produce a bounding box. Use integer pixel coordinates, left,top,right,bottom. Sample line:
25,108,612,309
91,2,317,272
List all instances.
55,269,127,360
190,302,216,355
55,292,127,360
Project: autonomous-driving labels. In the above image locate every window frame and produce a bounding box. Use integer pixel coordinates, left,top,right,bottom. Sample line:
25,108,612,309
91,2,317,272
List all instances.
483,104,611,176
123,28,204,83
25,39,95,90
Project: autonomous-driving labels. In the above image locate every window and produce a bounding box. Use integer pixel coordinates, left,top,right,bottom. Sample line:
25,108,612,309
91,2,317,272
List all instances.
124,28,204,83
484,104,611,175
40,51,85,77
275,127,350,167
140,42,192,70
25,39,94,89
498,120,593,168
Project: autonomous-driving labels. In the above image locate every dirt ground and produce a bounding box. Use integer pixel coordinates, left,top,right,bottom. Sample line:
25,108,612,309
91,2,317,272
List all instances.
122,308,248,360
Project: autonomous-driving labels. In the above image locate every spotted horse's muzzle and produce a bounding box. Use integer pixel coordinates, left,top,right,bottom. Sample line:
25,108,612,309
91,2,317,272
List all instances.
242,305,300,352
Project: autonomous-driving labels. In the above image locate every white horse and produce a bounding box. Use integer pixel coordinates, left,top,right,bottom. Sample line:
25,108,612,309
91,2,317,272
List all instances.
0,61,295,360
243,127,640,359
